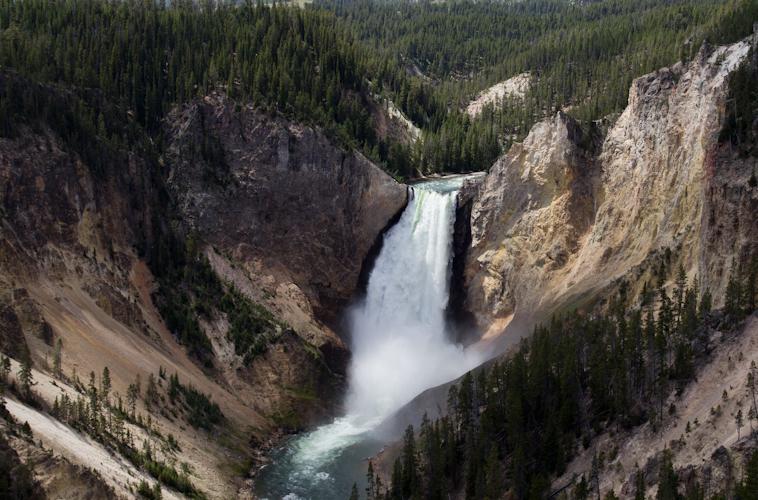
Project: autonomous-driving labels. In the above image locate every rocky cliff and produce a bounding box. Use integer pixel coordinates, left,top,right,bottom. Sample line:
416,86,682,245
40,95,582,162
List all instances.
458,36,758,348
0,78,406,497
164,94,407,329
375,37,758,497
456,111,599,345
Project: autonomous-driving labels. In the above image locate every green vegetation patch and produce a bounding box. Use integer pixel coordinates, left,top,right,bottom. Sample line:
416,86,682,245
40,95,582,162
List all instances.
150,232,216,362
167,372,223,430
219,286,280,364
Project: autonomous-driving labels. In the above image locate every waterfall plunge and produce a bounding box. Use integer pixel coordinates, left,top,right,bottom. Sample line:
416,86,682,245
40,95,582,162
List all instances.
347,187,481,421
255,178,484,500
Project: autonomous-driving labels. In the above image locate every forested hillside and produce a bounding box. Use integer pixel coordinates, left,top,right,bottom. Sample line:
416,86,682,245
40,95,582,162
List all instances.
320,0,758,164
4,0,756,180
0,0,372,142
0,0,470,178
362,260,758,500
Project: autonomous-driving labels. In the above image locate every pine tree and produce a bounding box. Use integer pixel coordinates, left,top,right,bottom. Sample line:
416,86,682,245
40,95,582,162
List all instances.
634,470,646,500
657,260,668,290
675,264,687,324
483,444,501,500
747,254,757,313
349,483,360,500
18,344,35,401
748,362,758,425
447,385,459,437
88,371,101,433
574,475,590,500
390,457,402,500
657,451,681,500
145,373,158,408
114,405,125,441
401,424,417,498
52,339,62,379
127,374,141,418
366,461,377,500
725,263,746,327
102,367,111,407
735,451,758,500
169,372,180,402
0,355,9,387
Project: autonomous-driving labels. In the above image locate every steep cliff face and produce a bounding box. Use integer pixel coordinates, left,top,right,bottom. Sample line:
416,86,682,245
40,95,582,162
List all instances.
460,36,758,345
700,141,758,302
164,94,407,328
0,80,407,497
0,117,156,355
568,38,754,308
458,111,599,343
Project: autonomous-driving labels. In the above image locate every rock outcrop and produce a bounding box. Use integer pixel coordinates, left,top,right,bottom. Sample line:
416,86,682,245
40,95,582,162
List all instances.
458,111,599,345
700,140,758,301
459,36,758,347
164,95,408,328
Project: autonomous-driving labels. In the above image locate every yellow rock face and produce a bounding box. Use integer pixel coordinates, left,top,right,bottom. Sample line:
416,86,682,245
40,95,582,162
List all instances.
461,37,758,348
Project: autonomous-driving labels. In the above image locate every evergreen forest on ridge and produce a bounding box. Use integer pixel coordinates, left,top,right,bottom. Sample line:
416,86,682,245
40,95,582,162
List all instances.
0,0,756,179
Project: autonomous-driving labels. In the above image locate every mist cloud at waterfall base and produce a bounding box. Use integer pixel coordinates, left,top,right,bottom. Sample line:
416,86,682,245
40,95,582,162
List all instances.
346,321,484,426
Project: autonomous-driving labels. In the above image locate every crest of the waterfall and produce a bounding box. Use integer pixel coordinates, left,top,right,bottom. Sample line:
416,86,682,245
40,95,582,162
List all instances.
347,186,483,422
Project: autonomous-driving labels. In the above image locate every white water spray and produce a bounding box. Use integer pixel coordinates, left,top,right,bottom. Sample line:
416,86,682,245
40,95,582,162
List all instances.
256,177,485,499
347,186,481,420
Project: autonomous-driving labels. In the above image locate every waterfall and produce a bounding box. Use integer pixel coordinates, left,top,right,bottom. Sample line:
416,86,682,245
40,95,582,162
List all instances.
347,186,474,420
255,177,484,500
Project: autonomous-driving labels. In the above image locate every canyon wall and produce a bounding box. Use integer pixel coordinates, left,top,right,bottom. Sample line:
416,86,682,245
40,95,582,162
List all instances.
458,37,758,349
0,80,406,497
163,95,407,329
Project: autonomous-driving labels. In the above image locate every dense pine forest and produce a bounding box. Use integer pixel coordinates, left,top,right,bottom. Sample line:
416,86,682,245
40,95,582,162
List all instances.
320,0,758,151
1,0,757,180
357,259,758,500
0,0,457,178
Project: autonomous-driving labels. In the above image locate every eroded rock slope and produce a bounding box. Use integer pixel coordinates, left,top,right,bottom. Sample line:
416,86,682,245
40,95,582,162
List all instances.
164,95,407,327
459,37,758,348
0,79,406,498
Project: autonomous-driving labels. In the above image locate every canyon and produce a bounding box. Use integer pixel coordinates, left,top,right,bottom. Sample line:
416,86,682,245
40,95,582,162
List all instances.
0,28,757,500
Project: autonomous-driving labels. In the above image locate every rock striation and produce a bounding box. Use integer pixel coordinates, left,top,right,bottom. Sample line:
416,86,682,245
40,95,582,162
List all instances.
458,111,599,344
459,36,758,348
